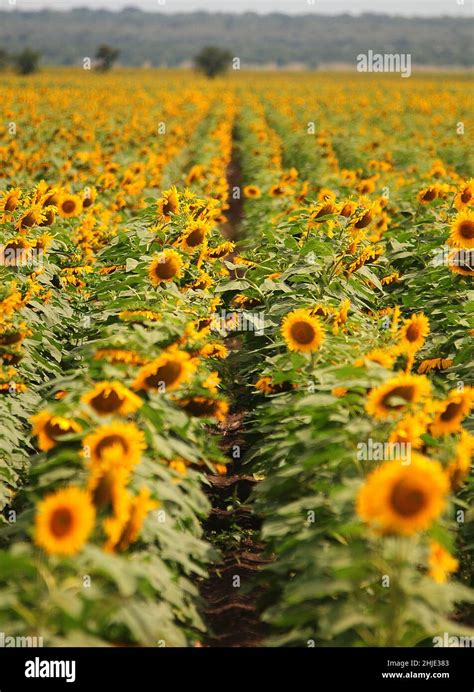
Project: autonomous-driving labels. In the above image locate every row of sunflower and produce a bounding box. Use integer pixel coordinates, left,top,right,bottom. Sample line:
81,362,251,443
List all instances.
0,74,241,645
216,84,473,646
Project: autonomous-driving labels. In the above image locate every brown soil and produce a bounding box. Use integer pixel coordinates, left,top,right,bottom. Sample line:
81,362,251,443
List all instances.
199,139,270,647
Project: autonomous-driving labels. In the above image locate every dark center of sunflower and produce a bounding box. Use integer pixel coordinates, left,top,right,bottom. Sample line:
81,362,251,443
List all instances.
354,211,372,229
154,258,177,279
5,241,26,253
461,190,472,204
186,228,205,247
43,194,59,207
50,507,74,538
162,198,177,215
390,479,426,517
440,401,462,422
5,196,18,212
44,420,73,439
315,204,333,219
459,220,474,240
21,213,36,227
423,189,437,202
405,323,421,342
290,321,316,345
95,434,128,459
82,197,93,208
61,200,76,214
145,361,182,389
40,210,55,226
197,318,211,331
90,389,123,414
92,471,115,508
382,385,415,409
0,331,22,345
182,398,217,416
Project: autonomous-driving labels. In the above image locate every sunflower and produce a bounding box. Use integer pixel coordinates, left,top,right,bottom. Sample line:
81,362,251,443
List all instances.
178,396,229,421
58,194,82,219
357,178,376,195
308,199,337,223
40,188,61,208
88,462,130,512
454,180,473,211
156,186,180,221
82,186,97,209
199,342,229,359
17,206,45,231
339,200,357,217
398,313,430,353
132,349,196,392
206,241,235,260
35,486,95,556
82,381,142,416
356,454,449,535
94,348,147,366
366,373,431,419
148,249,184,285
0,188,21,214
417,358,453,374
430,387,473,436
417,186,439,204
447,430,473,490
354,348,396,369
31,411,82,452
350,204,376,230
202,371,221,393
0,237,32,267
347,245,383,274
105,487,158,552
119,309,161,323
428,542,459,584
83,422,145,469
180,221,209,252
268,184,288,198
191,271,213,291
39,206,56,227
243,185,261,199
281,308,325,353
448,211,474,249
186,164,205,185
388,412,429,449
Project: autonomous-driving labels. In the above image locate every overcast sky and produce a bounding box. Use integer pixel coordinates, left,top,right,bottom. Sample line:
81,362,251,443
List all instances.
6,0,473,16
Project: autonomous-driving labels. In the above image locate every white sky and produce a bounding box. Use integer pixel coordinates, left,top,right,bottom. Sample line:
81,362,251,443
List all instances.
3,0,473,16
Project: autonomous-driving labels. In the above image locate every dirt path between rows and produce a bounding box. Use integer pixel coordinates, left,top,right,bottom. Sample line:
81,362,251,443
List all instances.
199,135,271,647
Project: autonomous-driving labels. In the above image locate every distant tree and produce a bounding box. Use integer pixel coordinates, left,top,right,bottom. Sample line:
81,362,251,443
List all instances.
0,49,9,71
194,46,232,78
95,44,120,72
14,49,40,75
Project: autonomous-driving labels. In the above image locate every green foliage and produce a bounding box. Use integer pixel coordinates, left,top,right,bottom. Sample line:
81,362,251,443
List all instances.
14,48,40,75
194,46,232,79
95,44,120,72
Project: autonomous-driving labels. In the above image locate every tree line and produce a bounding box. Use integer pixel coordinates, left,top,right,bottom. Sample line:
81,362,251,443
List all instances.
0,10,472,68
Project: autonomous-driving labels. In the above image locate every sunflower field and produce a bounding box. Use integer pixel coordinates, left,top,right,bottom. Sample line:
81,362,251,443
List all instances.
0,69,473,649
